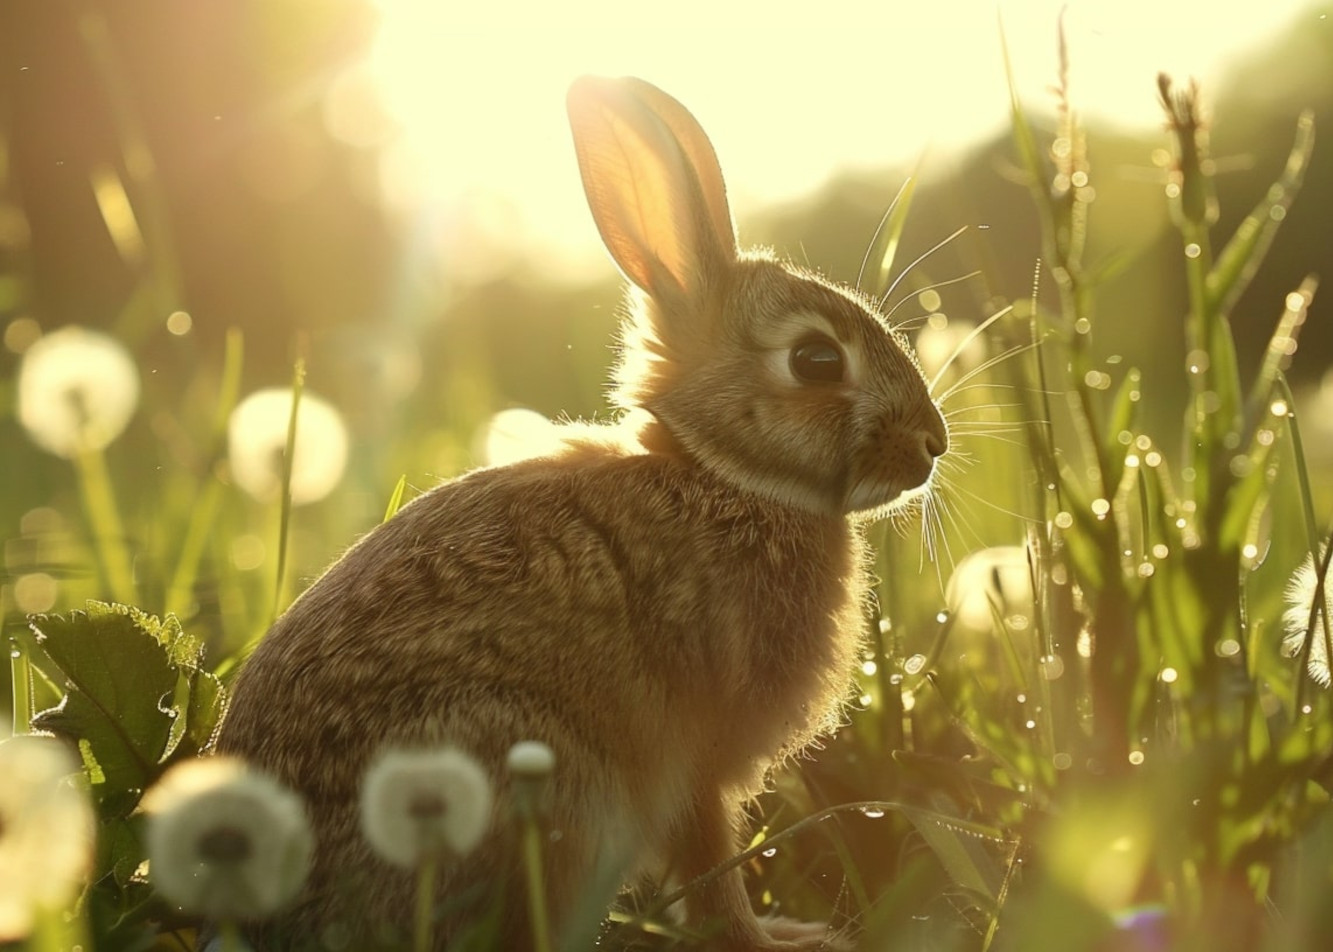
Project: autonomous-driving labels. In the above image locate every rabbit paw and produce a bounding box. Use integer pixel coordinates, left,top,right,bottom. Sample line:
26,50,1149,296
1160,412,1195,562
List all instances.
750,915,853,951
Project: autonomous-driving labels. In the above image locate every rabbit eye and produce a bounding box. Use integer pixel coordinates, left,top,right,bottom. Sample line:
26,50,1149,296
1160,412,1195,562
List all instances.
790,338,845,384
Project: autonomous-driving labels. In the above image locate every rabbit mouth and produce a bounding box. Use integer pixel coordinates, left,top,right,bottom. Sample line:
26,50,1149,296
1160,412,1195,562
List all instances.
843,472,934,517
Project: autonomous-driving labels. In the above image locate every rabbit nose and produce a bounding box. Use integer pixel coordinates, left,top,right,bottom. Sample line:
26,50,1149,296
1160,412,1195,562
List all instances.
921,403,949,458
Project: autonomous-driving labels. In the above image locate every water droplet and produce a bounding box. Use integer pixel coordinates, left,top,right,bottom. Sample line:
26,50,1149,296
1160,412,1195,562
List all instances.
1159,667,1178,684
904,654,927,675
1053,752,1072,770
1117,430,1134,446
1024,719,1037,730
762,846,778,858
1216,639,1241,658
1128,750,1145,765
1184,242,1201,259
861,660,878,676
1270,399,1290,417
1145,450,1162,467
1091,498,1110,519
935,610,950,624
1016,693,1027,704
861,807,886,819
888,673,903,685
1054,511,1074,530
1137,562,1155,578
1125,453,1140,468
1152,543,1169,559
1041,655,1066,680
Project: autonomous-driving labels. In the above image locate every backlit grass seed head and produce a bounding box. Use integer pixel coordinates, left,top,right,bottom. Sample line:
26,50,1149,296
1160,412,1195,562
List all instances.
142,757,313,920
0,734,96,941
227,388,349,505
17,325,140,458
1282,545,1332,688
360,748,492,868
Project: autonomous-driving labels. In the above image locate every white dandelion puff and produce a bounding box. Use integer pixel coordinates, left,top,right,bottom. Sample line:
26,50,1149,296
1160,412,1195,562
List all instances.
360,748,492,868
945,545,1035,633
1283,545,1332,688
0,733,96,941
142,757,313,920
17,325,140,458
227,388,349,505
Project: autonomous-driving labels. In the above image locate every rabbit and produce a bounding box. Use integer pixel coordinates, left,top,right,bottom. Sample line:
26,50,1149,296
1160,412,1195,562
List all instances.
214,74,948,952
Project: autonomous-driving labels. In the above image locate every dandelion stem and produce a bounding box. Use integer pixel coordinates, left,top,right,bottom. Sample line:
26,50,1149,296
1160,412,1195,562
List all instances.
10,637,32,732
75,446,137,605
521,813,554,952
216,919,244,952
414,853,437,952
271,359,305,624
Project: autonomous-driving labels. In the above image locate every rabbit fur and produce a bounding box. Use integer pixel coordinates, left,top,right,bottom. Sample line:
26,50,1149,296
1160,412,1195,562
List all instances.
215,75,948,951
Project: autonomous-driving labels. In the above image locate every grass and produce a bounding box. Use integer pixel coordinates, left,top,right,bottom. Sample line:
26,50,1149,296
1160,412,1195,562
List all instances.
2,19,1331,952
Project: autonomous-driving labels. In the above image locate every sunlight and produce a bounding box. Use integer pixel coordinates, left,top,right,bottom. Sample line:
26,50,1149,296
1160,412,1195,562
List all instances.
342,0,1323,279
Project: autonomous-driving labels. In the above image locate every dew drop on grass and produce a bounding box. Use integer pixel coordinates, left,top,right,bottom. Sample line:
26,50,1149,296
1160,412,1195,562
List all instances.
935,610,950,625
904,654,927,675
1041,655,1065,680
1184,242,1202,259
1128,750,1145,766
1053,752,1072,770
762,847,777,858
1054,511,1073,530
861,807,885,819
1216,639,1241,658
1091,498,1110,519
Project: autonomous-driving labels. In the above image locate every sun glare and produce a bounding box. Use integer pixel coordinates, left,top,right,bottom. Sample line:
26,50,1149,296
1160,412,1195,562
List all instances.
338,0,1324,280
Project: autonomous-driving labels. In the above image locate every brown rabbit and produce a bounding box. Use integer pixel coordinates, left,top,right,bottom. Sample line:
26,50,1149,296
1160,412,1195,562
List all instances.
215,75,947,951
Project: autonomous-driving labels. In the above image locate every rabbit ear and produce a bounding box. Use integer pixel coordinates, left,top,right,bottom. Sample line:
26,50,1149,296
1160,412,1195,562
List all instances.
567,76,737,304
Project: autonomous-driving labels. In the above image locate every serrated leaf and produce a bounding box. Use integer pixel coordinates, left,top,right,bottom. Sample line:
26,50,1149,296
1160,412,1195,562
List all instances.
27,601,212,815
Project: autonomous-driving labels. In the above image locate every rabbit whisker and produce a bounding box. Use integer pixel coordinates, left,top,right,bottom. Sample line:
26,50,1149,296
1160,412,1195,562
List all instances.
885,270,982,324
877,225,969,312
928,305,1014,396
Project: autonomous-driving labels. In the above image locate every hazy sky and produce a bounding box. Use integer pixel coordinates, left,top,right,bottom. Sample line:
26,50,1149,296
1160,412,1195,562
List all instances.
335,0,1328,274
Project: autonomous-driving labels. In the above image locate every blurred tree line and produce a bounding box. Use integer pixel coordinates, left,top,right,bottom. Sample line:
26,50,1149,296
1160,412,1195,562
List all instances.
1,0,1330,542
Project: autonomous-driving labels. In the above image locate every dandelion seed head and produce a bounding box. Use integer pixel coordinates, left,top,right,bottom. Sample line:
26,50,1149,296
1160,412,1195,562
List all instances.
1282,545,1332,688
360,747,492,868
479,407,565,467
0,734,96,941
143,757,312,920
506,740,555,779
945,545,1034,633
227,388,349,505
17,326,140,458
913,318,984,384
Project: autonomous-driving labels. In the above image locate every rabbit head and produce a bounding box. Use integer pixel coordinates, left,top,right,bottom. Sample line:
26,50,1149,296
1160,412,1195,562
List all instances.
568,76,947,521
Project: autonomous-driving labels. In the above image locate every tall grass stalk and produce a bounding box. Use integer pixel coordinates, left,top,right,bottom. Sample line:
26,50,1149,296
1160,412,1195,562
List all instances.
75,446,137,605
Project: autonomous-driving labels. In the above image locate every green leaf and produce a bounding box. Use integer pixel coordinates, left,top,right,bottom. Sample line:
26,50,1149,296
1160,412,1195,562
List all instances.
27,601,219,816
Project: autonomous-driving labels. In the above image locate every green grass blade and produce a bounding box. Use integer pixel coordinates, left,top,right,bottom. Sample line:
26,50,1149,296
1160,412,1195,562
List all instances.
863,175,918,299
383,474,408,523
1207,112,1315,318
